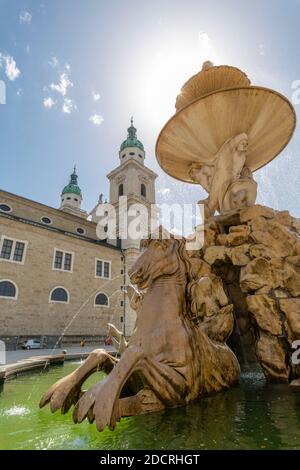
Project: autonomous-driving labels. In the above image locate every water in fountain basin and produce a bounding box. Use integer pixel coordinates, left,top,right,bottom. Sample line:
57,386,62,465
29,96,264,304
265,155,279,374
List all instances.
1,362,300,450
24,274,125,403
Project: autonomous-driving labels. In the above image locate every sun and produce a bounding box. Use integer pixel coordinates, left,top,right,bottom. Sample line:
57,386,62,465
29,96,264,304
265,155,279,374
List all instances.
137,33,220,130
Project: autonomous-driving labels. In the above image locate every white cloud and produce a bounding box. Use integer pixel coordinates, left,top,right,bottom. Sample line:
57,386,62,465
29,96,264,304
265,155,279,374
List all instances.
89,114,104,126
0,53,21,81
92,91,101,101
259,44,265,56
45,63,76,113
19,10,32,24
26,44,30,54
49,56,59,68
43,97,55,109
16,88,22,97
50,71,73,96
62,98,76,114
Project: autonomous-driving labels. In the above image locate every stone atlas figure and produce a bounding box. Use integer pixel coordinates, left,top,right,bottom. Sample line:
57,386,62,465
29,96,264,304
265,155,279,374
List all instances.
40,61,300,431
189,133,257,218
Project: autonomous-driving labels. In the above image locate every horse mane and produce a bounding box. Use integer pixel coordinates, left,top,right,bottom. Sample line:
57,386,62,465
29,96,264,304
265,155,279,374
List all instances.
174,238,200,322
175,238,195,282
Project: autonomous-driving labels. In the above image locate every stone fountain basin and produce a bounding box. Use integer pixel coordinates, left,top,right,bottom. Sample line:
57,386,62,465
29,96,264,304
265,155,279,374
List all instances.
156,86,296,183
1,361,300,450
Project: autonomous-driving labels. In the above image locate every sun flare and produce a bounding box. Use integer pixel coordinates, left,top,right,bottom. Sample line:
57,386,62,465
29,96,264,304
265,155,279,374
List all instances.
138,33,220,128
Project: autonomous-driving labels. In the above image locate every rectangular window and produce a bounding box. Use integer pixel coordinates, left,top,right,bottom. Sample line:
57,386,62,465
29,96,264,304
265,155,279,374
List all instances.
96,260,103,277
95,259,111,279
120,316,124,323
0,236,27,264
53,249,73,272
104,262,110,278
120,300,124,307
0,238,13,259
64,253,72,271
54,250,63,269
13,242,25,262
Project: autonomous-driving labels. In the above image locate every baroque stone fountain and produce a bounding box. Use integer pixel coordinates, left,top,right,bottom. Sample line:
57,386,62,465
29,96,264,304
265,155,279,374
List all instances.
40,61,300,432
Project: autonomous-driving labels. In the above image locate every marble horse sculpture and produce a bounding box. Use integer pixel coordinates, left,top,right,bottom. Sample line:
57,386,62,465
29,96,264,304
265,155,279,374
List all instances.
40,232,240,431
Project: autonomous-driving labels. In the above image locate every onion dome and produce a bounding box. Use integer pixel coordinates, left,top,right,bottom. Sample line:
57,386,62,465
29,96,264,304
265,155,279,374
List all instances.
120,118,144,151
61,166,82,198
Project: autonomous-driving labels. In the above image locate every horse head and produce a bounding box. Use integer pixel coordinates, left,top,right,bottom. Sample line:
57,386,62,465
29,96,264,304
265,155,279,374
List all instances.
128,227,193,290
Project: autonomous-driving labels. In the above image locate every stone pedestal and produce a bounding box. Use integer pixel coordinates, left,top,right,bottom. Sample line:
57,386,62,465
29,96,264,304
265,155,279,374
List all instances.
194,204,300,382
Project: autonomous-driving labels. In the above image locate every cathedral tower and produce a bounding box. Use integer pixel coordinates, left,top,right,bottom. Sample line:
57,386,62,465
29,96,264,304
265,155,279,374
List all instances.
60,167,87,219
91,120,158,335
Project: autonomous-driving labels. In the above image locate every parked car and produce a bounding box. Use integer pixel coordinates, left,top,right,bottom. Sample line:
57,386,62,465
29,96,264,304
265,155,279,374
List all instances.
22,339,41,350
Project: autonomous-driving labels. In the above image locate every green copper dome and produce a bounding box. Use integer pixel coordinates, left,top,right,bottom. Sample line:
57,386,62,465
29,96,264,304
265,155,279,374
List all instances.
61,167,82,198
120,118,144,151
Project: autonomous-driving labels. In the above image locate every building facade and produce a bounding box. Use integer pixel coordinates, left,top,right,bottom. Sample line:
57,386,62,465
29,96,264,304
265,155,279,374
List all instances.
0,121,157,348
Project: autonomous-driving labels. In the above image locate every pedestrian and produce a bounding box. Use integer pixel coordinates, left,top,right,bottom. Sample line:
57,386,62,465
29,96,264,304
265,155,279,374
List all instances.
80,337,86,348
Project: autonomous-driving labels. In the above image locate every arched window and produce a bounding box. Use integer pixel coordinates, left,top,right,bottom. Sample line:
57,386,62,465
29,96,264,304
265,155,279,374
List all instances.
118,184,124,196
141,183,146,197
49,287,69,303
94,292,109,307
0,280,17,299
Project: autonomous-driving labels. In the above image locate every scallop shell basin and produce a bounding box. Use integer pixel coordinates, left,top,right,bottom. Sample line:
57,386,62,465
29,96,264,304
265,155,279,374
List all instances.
156,65,296,184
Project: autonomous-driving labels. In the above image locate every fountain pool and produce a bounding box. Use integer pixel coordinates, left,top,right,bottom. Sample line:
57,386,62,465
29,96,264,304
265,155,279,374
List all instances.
1,361,300,450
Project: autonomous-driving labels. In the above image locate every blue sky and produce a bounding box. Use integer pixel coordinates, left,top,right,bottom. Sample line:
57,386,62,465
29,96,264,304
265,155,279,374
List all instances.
0,0,299,216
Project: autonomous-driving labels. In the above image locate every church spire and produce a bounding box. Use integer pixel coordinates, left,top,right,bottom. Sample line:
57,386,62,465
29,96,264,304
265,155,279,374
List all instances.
60,166,87,218
127,117,137,139
61,166,82,198
120,118,144,152
70,165,79,186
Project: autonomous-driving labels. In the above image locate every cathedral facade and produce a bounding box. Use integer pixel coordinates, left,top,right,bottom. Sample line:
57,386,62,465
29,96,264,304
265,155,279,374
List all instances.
0,121,157,349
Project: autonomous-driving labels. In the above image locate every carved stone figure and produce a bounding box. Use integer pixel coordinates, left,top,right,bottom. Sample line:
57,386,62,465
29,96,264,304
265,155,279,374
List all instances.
189,133,257,217
40,230,240,431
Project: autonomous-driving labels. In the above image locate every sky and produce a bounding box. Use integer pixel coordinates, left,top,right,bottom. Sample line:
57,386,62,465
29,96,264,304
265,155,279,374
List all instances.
0,0,300,217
